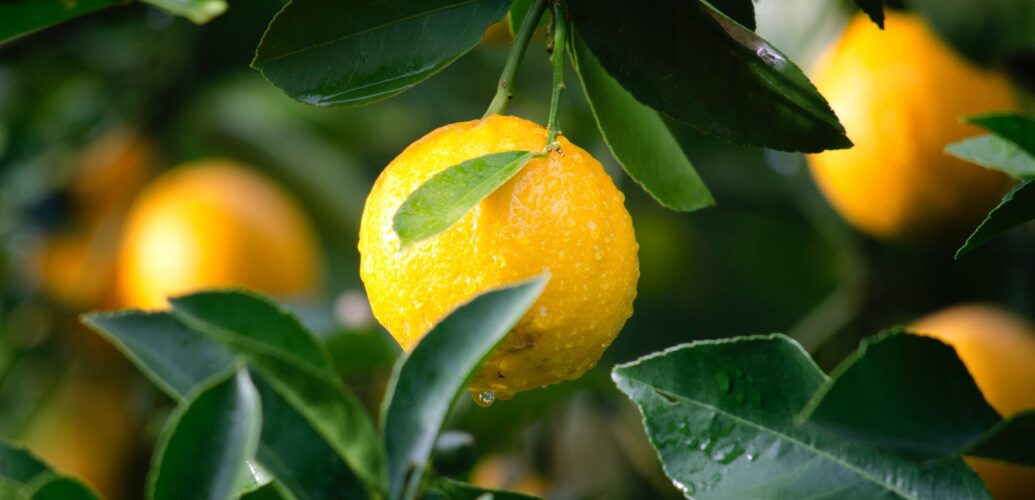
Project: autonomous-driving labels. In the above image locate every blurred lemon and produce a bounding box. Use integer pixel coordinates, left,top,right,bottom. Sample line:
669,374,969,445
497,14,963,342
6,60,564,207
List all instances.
359,114,638,401
32,130,156,309
115,160,321,309
807,12,1016,240
18,376,137,500
912,304,1035,499
470,454,546,496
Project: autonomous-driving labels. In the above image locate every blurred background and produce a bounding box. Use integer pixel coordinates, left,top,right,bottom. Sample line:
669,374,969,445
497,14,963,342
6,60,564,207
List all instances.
0,0,1033,498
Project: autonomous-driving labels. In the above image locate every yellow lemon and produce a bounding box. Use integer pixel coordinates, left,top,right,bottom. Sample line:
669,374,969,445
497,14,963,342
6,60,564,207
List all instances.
807,12,1017,240
33,130,155,309
912,304,1035,499
115,160,320,309
359,114,638,400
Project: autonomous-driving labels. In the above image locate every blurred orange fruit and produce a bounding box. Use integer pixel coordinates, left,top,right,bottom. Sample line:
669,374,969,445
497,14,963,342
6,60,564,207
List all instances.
807,12,1017,240
18,375,137,500
359,115,638,400
470,454,546,496
912,304,1035,499
115,160,321,309
32,130,156,309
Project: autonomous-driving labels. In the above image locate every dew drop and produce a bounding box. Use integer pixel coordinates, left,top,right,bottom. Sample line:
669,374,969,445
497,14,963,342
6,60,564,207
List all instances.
671,479,693,495
472,391,496,407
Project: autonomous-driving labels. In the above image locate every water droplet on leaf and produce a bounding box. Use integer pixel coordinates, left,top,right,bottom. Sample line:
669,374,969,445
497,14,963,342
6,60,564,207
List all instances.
472,391,496,407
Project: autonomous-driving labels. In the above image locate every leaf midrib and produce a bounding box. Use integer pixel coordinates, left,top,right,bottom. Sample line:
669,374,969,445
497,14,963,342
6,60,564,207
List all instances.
642,383,919,500
257,0,486,65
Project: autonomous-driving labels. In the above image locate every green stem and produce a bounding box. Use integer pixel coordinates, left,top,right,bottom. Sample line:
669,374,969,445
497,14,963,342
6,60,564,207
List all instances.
546,0,568,146
483,0,550,118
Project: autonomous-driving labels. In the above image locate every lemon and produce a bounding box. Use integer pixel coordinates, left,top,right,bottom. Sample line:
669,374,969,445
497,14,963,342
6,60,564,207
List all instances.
912,304,1035,499
115,160,320,309
359,114,638,400
807,12,1016,240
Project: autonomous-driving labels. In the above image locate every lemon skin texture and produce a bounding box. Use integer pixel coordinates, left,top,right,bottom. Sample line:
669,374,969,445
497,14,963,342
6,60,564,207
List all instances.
807,13,1017,241
912,305,1035,499
115,161,321,309
359,115,639,399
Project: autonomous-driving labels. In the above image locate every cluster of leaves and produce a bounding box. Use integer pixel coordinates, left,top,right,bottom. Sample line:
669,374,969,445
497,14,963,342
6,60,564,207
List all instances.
615,329,1035,498
947,114,1035,257
0,279,549,500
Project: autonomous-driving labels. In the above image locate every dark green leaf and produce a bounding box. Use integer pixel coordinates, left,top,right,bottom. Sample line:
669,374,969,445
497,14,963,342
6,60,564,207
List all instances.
0,442,99,500
947,134,1035,179
0,0,121,45
393,151,535,249
141,0,227,24
83,311,236,401
799,330,1035,465
906,0,1035,64
239,483,291,500
613,335,990,499
149,368,262,500
571,34,713,212
168,290,334,375
253,0,510,107
852,0,885,28
252,373,370,500
0,442,48,485
956,179,1035,258
28,476,101,500
968,114,1035,158
169,300,385,497
85,309,363,500
384,276,548,500
705,0,755,30
425,477,541,500
568,0,850,152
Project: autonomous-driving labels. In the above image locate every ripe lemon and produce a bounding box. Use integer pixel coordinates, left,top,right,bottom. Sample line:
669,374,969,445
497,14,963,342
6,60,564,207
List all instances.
32,130,155,309
115,160,320,309
359,115,638,400
807,12,1017,240
912,304,1035,499
19,376,137,500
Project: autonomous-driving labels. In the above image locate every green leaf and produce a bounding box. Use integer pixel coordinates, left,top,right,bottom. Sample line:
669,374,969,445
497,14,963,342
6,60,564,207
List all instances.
149,368,263,500
956,179,1035,258
384,275,548,500
84,308,370,500
168,297,385,497
613,335,990,499
799,330,1035,465
83,311,236,401
252,373,371,500
425,477,541,500
239,482,292,500
968,114,1035,158
253,0,510,107
0,0,122,45
167,290,334,375
29,476,102,500
393,151,535,249
705,0,755,30
906,0,1035,64
0,442,99,500
851,0,885,29
947,134,1035,179
568,0,850,153
141,0,227,24
571,34,713,212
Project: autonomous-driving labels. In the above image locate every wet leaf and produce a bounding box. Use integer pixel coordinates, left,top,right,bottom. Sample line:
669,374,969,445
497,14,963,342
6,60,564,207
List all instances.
383,276,548,500
800,329,1035,466
614,335,990,499
0,0,121,45
393,151,535,249
568,0,850,152
425,477,541,499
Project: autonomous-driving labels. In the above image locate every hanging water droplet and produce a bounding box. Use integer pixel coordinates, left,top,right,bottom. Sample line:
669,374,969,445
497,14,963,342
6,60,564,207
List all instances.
472,391,496,407
671,479,691,495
